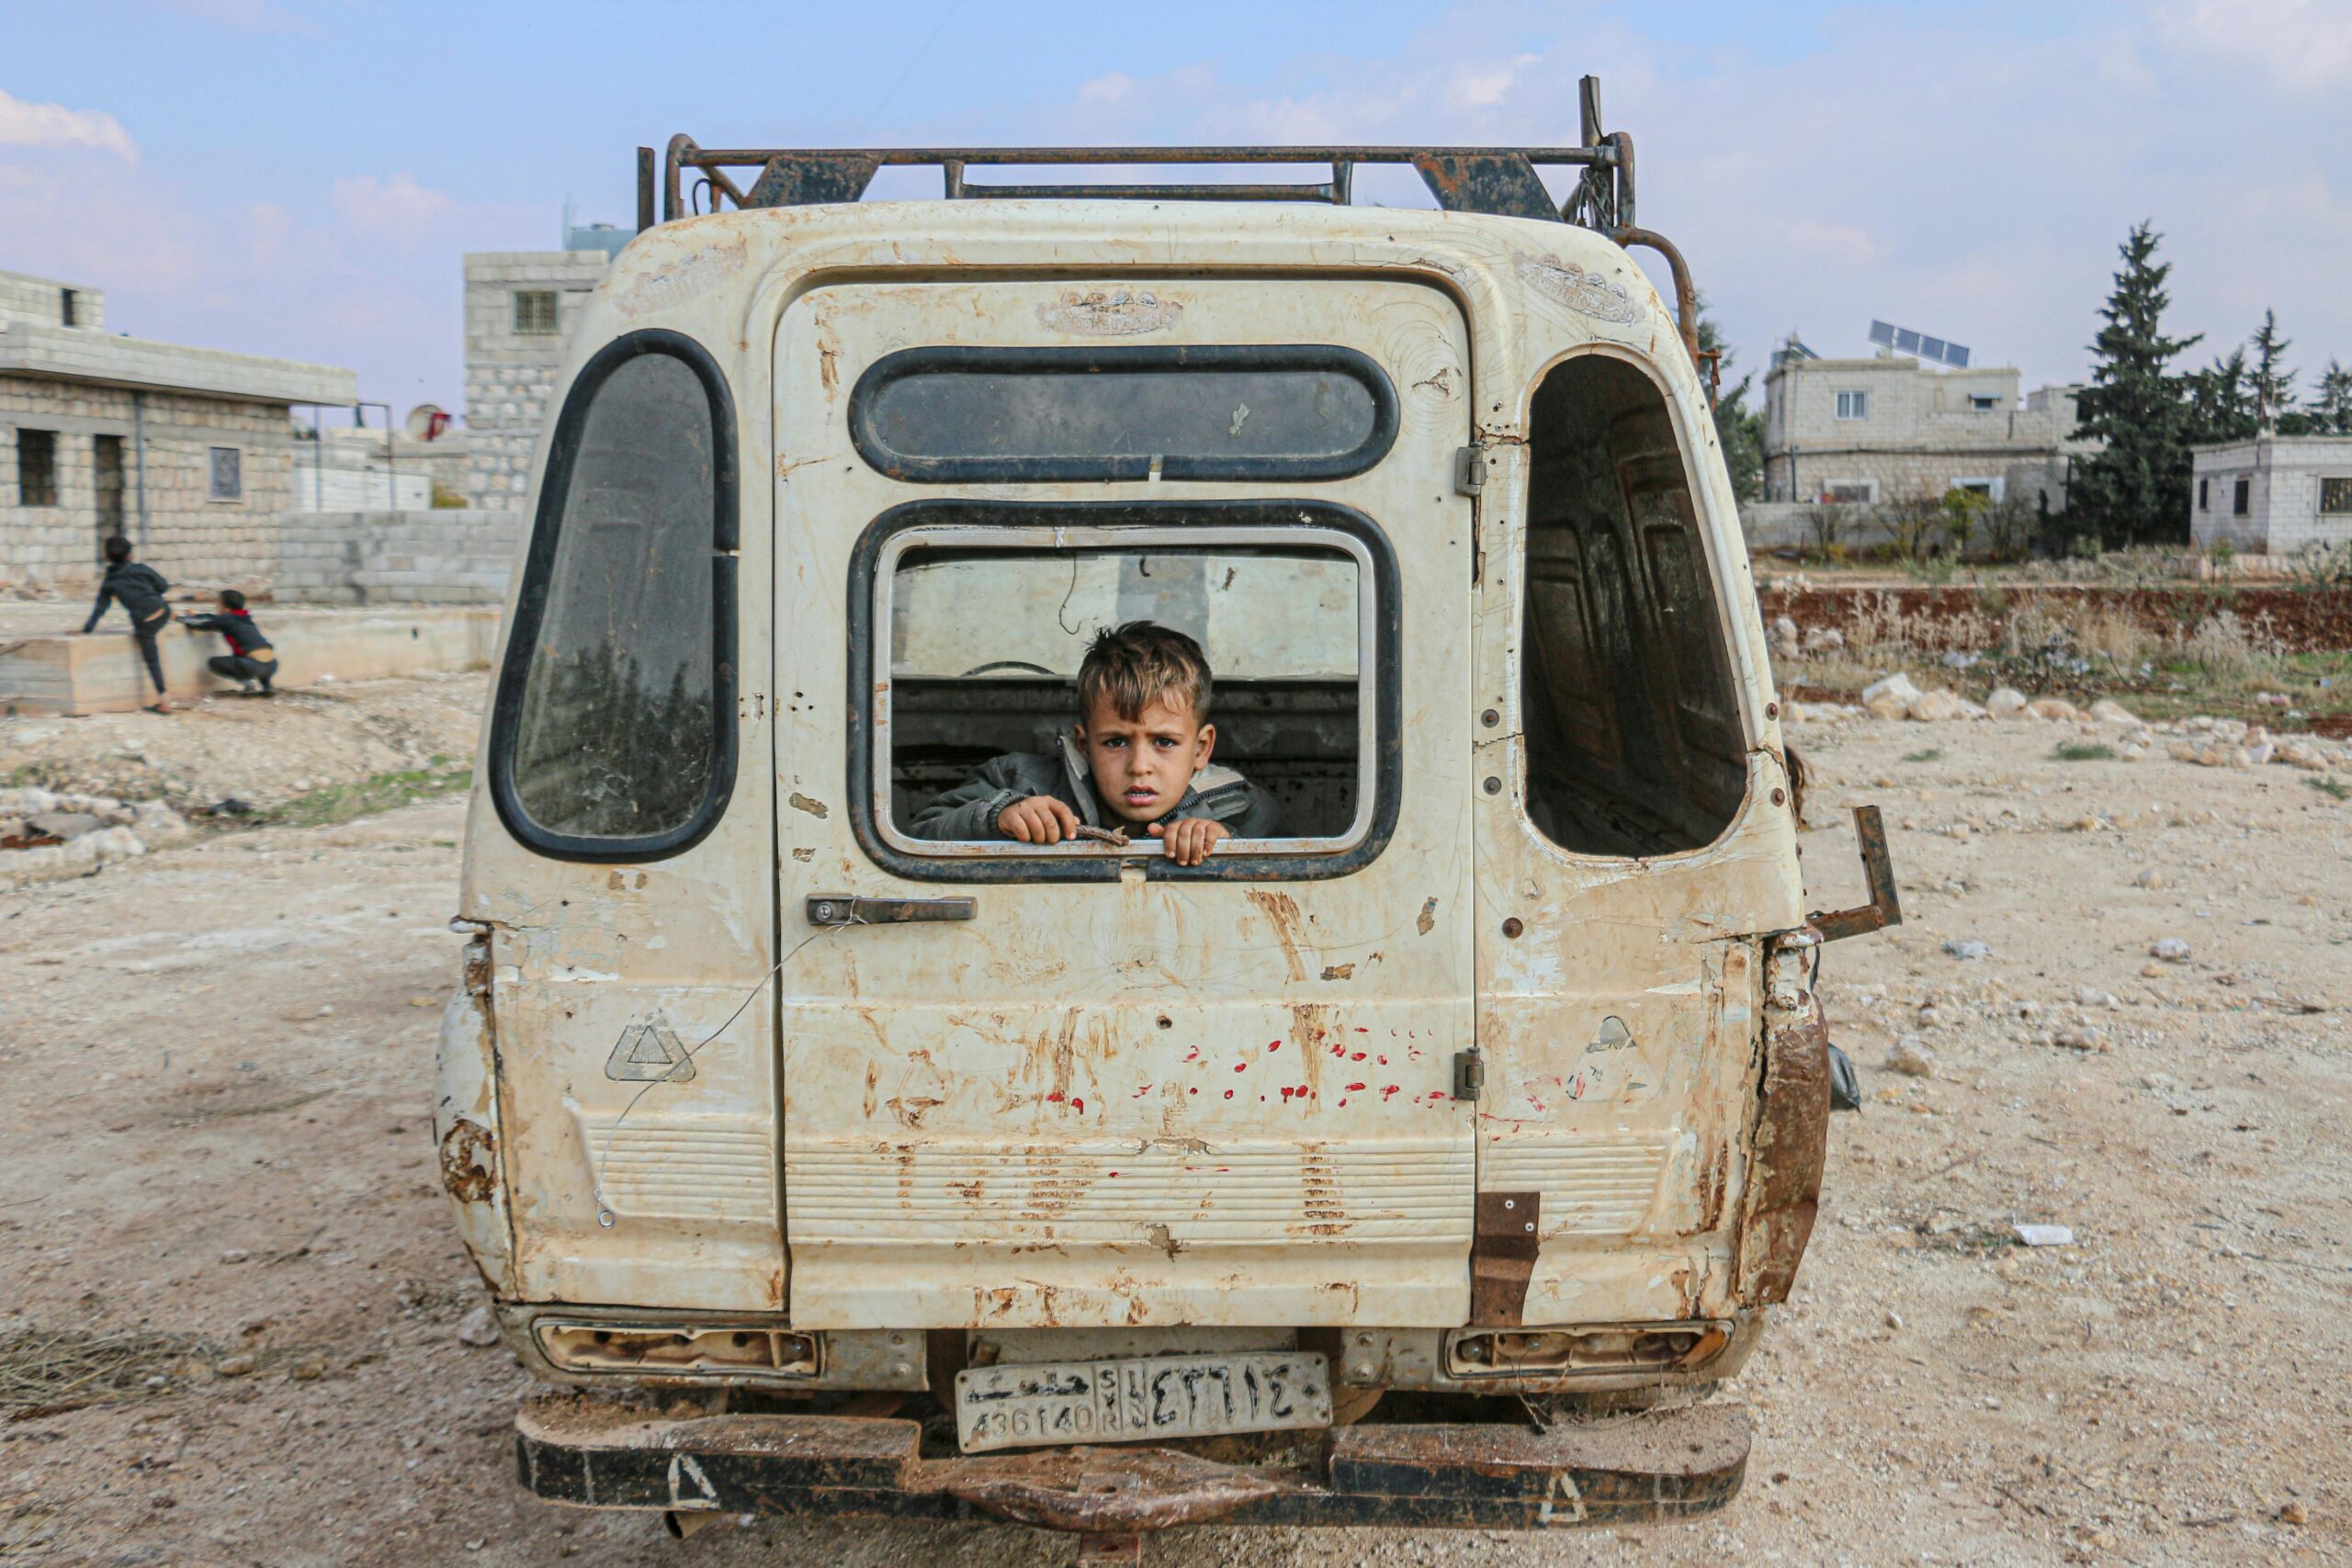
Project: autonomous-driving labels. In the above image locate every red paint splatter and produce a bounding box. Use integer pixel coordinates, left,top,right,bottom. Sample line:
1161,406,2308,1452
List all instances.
1132,1084,1153,1098
1354,1027,1370,1034
1346,1081,1367,1092
1430,1091,1449,1101
1279,1086,1296,1100
1259,1095,1267,1102
1183,1045,1201,1063
1330,1044,1347,1058
1377,1055,1388,1066
1380,1085,1400,1101
1350,1052,1367,1063
1188,1087,1198,1096
1234,1062,1248,1073
1339,1099,1350,1107
1109,1170,1118,1177
1046,1091,1066,1103
1223,1089,1234,1100
1267,1040,1282,1052
1070,1098,1085,1113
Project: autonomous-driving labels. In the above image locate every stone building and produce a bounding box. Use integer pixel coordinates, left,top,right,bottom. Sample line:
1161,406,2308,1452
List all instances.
1761,342,2088,512
2189,434,2352,555
461,249,609,506
1,267,355,592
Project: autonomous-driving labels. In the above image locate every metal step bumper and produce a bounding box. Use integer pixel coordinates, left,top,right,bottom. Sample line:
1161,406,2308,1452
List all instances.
514,1393,1749,1535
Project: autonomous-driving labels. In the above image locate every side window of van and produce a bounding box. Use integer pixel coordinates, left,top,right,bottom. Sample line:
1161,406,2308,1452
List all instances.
1519,355,1744,857
491,332,738,860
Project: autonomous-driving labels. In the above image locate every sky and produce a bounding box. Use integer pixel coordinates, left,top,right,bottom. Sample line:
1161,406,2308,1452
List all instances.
6,0,2351,423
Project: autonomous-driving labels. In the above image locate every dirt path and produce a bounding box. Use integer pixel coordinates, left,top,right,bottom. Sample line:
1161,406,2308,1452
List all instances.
2,710,2346,1566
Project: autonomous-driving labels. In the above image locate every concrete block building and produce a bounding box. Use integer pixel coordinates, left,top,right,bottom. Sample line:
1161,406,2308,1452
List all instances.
2189,434,2352,554
1,267,355,592
1760,341,2088,512
461,249,609,506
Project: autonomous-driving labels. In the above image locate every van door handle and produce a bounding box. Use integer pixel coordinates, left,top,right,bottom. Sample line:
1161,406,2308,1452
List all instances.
806,896,976,927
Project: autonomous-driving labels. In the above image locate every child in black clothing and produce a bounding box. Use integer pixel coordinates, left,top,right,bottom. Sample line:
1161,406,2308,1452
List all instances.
180,589,277,696
81,536,175,713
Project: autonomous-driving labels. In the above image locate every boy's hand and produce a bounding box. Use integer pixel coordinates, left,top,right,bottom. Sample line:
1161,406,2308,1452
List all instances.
997,795,1081,845
1149,818,1230,866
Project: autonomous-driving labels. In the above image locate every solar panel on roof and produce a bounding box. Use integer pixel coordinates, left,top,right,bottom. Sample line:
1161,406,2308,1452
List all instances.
1868,320,1896,347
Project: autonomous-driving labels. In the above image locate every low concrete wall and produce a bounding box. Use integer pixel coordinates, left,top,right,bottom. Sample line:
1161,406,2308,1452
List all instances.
0,606,501,716
276,508,525,605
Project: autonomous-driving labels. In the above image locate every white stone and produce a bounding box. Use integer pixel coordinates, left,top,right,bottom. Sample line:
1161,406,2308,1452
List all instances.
2013,1224,2075,1247
2151,937,2192,963
1985,687,2029,717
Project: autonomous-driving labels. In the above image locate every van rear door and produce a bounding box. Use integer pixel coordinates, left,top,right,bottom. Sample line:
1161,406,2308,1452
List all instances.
771,276,1476,1328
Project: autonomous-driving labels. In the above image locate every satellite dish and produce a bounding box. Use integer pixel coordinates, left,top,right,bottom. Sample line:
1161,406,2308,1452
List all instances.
1869,320,1971,369
405,403,451,442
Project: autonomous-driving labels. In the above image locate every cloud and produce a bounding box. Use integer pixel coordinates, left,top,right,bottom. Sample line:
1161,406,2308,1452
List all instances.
1078,72,1135,103
2157,0,2352,91
0,88,137,160
329,172,454,236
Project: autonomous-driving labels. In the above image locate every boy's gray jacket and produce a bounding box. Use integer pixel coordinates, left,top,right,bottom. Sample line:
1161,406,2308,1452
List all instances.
907,737,1289,841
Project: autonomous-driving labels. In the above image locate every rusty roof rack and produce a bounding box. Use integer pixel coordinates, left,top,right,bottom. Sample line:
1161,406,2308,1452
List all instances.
632,76,1707,377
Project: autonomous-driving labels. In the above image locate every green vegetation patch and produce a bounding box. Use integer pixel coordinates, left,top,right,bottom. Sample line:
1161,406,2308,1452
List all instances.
1902,748,1945,763
271,759,473,829
2052,741,2117,762
2307,776,2352,803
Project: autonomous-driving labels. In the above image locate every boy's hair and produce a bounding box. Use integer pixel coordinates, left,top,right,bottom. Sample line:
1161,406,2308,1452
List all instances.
1077,621,1213,725
220,588,246,610
103,536,132,564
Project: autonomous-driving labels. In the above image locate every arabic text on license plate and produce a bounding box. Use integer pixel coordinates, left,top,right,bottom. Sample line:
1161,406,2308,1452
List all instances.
955,1352,1332,1452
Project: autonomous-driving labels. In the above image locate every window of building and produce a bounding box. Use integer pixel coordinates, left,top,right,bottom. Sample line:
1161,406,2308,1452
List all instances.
15,428,58,507
1521,355,1746,858
2233,477,2251,516
1969,393,1999,412
1835,390,1869,421
2321,478,2352,515
2199,477,2210,512
492,331,737,861
514,290,560,335
208,446,242,502
853,502,1396,883
1950,477,2005,501
850,345,1397,483
60,288,78,328
1825,481,1875,504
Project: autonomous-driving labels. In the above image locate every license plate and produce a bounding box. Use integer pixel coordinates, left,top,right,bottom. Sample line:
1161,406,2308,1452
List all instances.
955,1352,1332,1453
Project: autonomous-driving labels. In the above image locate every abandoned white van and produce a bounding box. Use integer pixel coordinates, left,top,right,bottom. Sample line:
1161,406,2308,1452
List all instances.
435,90,1897,1553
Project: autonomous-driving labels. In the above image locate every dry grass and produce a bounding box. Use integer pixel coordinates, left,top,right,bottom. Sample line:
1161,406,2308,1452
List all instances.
0,1327,217,1416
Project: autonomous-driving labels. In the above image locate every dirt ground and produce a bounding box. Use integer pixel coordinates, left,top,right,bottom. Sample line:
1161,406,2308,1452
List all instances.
3,679,2348,1567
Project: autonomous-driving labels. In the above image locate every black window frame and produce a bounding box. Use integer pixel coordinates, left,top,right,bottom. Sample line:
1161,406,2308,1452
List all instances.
846,498,1402,885
847,344,1400,484
16,428,58,507
488,328,740,863
514,289,560,335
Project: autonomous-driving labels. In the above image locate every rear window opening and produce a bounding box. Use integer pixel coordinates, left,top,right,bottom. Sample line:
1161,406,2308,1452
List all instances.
850,344,1398,483
848,502,1402,882
1519,355,1746,857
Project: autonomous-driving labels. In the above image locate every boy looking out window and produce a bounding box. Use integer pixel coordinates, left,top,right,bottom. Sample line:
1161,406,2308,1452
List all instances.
909,620,1287,864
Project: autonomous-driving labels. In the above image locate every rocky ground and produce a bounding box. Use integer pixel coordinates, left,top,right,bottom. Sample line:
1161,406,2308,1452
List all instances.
2,679,2347,1567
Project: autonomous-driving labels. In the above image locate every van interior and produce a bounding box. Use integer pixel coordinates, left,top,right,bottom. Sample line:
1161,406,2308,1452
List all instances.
1519,355,1747,856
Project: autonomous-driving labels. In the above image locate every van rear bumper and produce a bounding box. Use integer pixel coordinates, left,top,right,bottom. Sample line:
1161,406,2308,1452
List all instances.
514,1393,1748,1534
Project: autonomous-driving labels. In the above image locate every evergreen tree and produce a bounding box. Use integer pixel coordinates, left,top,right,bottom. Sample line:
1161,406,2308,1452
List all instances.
2316,358,2352,434
2186,346,2258,445
1695,299,1763,502
2068,222,2200,548
2247,310,2309,432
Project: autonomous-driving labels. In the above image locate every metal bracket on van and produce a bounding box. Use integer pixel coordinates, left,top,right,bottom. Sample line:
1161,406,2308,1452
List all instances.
807,896,977,926
1453,446,1487,496
1806,806,1903,943
1452,1049,1485,1102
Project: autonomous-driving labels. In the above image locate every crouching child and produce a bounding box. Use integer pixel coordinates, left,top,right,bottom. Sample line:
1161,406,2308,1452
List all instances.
909,620,1286,864
179,589,277,696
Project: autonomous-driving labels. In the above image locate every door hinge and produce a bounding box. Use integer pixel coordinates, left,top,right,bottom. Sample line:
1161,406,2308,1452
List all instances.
1453,445,1487,496
1453,1048,1485,1101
